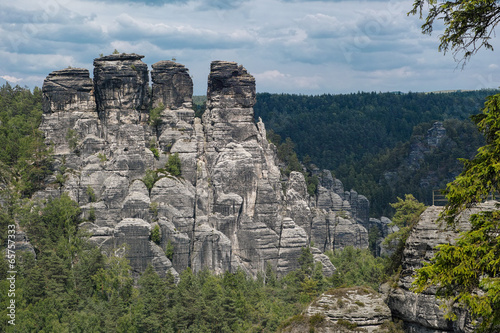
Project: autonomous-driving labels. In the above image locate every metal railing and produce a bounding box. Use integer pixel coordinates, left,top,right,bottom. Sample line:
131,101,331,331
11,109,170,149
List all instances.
432,190,498,206
432,190,448,206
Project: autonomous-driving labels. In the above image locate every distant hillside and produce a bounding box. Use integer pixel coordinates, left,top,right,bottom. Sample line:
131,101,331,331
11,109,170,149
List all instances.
254,90,497,215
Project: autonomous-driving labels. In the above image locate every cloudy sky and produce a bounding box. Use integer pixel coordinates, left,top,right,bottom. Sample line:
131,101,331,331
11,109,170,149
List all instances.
1,0,500,95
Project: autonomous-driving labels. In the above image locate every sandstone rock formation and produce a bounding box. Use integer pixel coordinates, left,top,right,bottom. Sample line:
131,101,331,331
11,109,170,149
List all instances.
387,202,498,332
280,287,393,332
38,54,375,278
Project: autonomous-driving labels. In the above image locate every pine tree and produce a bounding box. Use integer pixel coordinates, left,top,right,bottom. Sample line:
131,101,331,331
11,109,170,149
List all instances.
413,94,500,332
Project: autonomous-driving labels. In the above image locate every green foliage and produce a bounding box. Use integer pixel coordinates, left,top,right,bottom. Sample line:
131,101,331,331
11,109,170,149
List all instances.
306,174,319,197
149,103,164,129
0,84,52,199
92,250,133,302
86,185,97,203
151,224,161,245
1,200,395,333
277,137,302,176
267,131,319,196
88,206,96,222
368,226,380,256
149,201,159,220
380,319,405,333
97,152,107,163
142,169,161,194
326,246,387,290
389,194,427,229
113,49,120,54
165,152,182,177
255,90,494,215
165,239,174,261
414,210,500,331
192,96,206,118
413,93,500,332
383,194,426,273
149,138,160,159
337,319,358,330
18,193,81,251
66,128,79,151
150,147,159,159
265,261,277,286
309,313,325,326
298,246,314,276
409,0,500,63
444,94,500,222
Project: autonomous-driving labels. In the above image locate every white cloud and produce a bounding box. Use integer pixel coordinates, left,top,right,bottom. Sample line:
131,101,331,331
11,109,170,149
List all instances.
1,75,23,83
1,0,499,95
255,69,322,91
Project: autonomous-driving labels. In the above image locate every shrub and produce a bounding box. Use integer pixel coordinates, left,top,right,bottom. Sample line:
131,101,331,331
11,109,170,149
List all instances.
166,152,181,177
337,319,357,330
86,186,96,203
66,129,78,151
165,239,174,261
149,103,164,128
151,225,161,245
88,207,96,222
142,169,160,194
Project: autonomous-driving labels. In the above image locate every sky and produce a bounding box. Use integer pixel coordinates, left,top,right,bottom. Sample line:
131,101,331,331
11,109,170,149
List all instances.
1,0,500,95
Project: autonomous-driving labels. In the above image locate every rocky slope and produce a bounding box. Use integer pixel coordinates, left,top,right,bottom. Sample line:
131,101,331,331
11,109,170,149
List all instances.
386,202,498,332
38,53,376,278
280,287,393,332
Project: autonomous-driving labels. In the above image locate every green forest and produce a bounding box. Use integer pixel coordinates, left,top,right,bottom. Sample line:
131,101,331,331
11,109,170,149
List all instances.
254,90,495,215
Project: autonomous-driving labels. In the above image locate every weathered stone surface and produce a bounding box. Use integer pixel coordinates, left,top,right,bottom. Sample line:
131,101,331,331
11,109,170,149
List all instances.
40,69,99,156
38,56,375,280
312,212,368,252
42,68,96,113
311,247,336,277
93,53,149,117
386,203,498,333
286,172,312,234
207,60,255,109
277,218,308,274
108,218,177,279
281,287,393,333
306,287,392,332
368,216,398,257
151,60,193,109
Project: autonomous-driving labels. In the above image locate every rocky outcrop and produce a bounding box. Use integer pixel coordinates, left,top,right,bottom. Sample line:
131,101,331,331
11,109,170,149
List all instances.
39,54,373,279
280,287,393,332
387,203,498,332
368,216,398,256
151,60,193,110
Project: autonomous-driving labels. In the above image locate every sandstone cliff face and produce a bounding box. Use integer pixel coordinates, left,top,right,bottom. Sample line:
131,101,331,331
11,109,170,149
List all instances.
39,54,374,278
387,203,498,333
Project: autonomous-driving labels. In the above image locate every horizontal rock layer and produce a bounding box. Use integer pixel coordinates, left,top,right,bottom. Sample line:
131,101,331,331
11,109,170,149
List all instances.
387,203,498,332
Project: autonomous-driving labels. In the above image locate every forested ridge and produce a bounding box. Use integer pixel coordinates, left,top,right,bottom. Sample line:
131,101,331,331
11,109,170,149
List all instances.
254,90,496,215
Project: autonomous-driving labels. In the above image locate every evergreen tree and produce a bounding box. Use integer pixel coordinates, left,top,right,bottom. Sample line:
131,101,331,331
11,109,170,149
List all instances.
413,94,500,331
166,152,182,177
